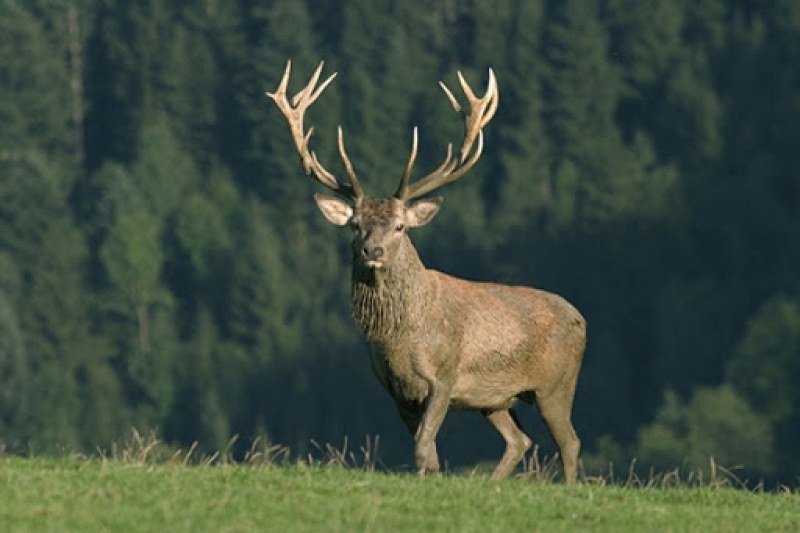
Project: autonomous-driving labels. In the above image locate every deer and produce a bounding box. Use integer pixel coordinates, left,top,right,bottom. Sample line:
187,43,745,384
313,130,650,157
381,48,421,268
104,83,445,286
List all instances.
266,61,586,483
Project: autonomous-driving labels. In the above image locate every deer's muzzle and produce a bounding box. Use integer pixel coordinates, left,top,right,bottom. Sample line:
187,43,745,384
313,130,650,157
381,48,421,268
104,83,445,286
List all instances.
362,245,384,263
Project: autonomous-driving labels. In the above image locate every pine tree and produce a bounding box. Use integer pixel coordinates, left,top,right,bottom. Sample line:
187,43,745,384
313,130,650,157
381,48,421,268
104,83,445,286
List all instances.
0,153,95,451
0,259,27,447
727,296,800,477
493,1,551,235
0,0,117,451
231,0,323,200
0,0,74,163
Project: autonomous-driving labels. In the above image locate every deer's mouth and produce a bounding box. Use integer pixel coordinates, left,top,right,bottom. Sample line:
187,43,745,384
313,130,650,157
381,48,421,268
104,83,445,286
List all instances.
364,259,384,269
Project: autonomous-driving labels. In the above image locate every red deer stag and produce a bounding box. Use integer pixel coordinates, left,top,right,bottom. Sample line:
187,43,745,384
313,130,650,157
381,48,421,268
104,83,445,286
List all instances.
267,61,586,482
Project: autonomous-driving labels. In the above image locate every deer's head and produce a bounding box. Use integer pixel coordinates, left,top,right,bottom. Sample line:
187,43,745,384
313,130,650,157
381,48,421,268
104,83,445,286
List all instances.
266,61,498,271
313,195,442,270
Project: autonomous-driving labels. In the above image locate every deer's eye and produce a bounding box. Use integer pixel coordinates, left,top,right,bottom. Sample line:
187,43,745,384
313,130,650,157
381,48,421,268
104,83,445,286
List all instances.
395,223,405,232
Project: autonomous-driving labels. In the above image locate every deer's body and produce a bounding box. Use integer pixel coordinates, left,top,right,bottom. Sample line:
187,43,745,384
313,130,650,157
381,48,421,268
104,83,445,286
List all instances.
344,198,585,480
268,61,586,482
354,236,585,413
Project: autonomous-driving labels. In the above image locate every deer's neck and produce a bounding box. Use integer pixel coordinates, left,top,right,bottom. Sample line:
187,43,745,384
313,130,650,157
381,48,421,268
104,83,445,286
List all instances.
351,237,432,341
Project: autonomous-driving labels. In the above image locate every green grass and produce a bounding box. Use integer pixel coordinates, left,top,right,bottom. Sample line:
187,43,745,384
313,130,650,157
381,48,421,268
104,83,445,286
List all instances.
0,456,797,532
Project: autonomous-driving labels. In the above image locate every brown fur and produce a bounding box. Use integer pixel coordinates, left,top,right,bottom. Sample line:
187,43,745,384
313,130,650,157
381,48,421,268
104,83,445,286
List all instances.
319,195,586,482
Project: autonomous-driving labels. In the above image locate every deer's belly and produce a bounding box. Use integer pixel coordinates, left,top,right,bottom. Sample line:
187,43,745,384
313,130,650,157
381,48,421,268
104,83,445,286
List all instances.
449,374,522,411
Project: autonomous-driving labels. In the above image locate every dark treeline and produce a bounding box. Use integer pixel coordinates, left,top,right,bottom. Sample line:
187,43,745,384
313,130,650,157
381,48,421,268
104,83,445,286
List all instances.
1,0,799,483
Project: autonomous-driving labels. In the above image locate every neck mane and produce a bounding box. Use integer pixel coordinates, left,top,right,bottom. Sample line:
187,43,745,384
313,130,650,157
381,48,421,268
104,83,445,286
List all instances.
351,237,430,340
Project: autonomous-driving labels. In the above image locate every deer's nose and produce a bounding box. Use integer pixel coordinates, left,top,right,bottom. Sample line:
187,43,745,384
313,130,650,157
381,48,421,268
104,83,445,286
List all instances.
362,246,384,261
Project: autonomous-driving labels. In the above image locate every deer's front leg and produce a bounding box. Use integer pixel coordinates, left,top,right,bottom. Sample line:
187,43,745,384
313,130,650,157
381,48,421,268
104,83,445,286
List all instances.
397,403,439,473
415,385,450,475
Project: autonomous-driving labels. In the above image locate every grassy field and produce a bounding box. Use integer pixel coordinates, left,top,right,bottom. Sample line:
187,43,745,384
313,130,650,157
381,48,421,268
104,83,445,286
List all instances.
0,453,797,532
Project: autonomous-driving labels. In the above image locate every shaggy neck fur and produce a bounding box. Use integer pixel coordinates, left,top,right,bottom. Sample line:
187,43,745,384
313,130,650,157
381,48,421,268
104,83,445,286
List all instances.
351,237,432,341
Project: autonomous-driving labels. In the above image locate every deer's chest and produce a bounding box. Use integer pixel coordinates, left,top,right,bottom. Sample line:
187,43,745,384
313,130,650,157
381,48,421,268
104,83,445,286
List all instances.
368,342,432,404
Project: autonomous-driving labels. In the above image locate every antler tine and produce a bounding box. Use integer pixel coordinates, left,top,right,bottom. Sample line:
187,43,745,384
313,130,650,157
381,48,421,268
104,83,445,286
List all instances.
481,68,499,128
398,68,498,201
293,61,337,108
393,127,419,199
272,60,293,98
266,60,362,200
453,68,497,163
439,81,461,113
457,71,477,103
403,133,483,200
337,126,363,198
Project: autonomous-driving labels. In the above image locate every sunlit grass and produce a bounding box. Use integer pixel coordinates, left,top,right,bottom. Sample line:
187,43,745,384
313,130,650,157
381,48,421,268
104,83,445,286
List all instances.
0,433,796,532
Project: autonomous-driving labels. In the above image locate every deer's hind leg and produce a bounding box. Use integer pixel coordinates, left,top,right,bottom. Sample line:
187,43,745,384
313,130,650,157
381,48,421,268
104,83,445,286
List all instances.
535,389,581,484
482,409,532,480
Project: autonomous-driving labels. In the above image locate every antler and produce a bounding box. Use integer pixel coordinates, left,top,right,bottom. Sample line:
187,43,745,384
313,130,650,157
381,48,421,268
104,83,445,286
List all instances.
394,68,498,201
266,60,363,200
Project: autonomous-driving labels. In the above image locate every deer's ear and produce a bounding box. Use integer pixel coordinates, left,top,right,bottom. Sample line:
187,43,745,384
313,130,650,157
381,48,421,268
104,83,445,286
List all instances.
314,194,353,226
406,196,443,228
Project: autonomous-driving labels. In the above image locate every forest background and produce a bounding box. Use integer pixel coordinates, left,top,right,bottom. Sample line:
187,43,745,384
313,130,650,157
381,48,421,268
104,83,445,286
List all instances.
2,0,799,484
